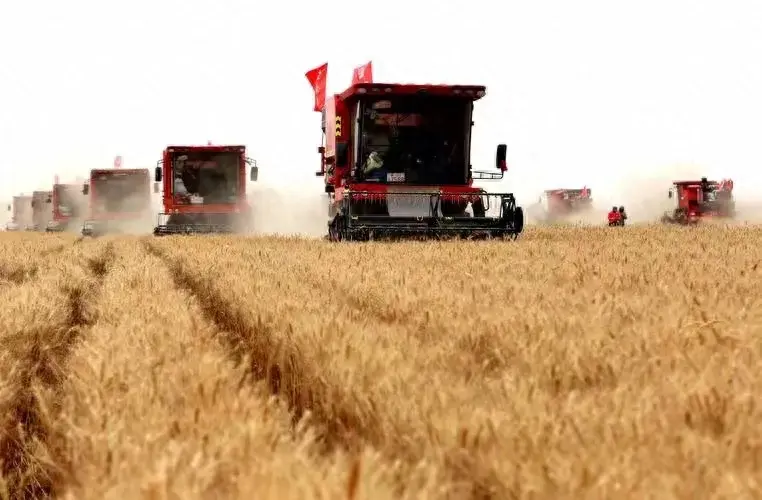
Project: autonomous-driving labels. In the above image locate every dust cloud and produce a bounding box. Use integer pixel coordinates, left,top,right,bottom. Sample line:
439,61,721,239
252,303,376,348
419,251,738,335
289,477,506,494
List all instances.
245,184,327,238
85,188,154,236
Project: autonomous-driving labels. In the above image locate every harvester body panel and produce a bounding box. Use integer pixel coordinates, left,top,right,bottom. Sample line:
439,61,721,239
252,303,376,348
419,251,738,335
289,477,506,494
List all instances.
316,82,522,240
153,145,257,235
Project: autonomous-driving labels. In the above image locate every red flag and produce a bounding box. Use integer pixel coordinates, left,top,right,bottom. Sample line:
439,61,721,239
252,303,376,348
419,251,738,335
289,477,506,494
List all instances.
352,61,373,85
305,63,328,112
114,155,122,168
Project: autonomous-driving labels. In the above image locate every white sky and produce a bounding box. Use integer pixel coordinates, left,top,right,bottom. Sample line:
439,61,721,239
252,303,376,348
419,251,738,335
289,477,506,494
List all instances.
1,0,761,215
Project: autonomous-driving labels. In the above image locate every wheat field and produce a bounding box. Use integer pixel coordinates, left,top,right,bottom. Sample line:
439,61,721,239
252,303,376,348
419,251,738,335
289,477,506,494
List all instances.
0,226,760,500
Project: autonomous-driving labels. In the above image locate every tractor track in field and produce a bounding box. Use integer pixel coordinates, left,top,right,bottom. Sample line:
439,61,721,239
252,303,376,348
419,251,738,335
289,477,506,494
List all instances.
142,240,377,454
143,242,507,499
0,242,115,499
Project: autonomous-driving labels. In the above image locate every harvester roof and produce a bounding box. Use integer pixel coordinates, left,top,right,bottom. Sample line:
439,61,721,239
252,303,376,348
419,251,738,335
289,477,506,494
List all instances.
164,145,245,153
337,83,487,103
90,168,148,176
545,188,589,194
672,180,715,185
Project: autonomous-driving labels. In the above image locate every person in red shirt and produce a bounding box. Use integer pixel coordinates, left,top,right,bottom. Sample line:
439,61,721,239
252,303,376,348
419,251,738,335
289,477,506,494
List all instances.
608,206,622,226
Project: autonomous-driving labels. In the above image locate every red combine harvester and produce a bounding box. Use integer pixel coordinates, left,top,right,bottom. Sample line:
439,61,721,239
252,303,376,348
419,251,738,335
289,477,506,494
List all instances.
46,176,86,232
316,82,523,241
538,188,593,220
661,177,735,224
152,144,258,235
31,190,53,232
81,168,152,237
5,195,33,231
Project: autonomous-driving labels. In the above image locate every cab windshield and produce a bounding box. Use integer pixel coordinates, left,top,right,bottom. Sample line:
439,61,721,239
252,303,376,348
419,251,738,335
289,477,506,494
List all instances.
355,95,471,185
93,173,149,214
170,151,239,204
54,185,82,217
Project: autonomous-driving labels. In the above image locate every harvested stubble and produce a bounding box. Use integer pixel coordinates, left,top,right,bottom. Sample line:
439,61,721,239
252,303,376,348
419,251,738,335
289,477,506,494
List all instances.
1,225,761,499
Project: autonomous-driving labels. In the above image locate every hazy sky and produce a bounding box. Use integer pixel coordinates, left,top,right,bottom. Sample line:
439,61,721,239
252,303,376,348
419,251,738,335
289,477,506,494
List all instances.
1,0,761,210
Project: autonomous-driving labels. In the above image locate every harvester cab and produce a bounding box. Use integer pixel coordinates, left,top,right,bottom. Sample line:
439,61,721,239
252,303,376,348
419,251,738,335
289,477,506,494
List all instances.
81,169,152,237
662,177,735,224
316,82,523,241
152,144,258,235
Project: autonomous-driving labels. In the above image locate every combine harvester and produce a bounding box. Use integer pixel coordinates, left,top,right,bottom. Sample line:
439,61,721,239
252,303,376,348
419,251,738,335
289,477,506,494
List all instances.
660,177,735,224
81,167,152,237
535,187,594,222
46,175,87,233
310,73,523,241
5,195,33,231
152,143,259,235
31,190,53,232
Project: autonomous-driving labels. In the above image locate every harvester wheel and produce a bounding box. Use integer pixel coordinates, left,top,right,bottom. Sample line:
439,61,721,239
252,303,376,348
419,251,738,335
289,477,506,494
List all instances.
514,206,524,234
472,199,486,218
328,215,344,242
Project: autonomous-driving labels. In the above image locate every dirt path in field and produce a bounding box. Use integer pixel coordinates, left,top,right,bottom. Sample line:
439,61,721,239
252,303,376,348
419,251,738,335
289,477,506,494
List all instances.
0,240,114,498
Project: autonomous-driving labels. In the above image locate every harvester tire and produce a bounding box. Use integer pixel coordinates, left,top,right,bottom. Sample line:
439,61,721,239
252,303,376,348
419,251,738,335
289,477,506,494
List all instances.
327,214,345,242
473,199,486,218
514,206,524,234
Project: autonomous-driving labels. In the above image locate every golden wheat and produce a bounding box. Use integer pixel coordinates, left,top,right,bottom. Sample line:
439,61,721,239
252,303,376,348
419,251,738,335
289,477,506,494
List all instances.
0,226,761,499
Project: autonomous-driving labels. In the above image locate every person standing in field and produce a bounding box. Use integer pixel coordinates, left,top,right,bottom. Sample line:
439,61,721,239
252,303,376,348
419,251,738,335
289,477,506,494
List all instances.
608,206,622,226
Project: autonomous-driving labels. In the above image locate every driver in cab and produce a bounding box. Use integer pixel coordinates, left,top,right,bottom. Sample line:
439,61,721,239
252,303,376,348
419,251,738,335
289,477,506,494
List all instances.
173,155,201,201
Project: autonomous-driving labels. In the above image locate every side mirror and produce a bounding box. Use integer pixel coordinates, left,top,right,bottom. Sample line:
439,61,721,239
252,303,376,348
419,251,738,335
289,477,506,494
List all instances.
153,182,160,194
668,190,673,199
495,144,507,171
336,142,349,167
250,166,259,182
82,183,89,195
155,166,162,182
